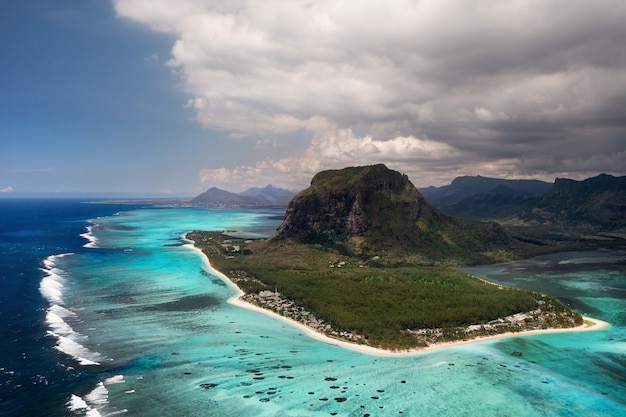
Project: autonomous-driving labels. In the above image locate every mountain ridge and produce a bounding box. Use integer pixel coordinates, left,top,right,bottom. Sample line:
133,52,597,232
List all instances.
421,173,626,230
419,175,553,208
190,185,295,208
518,173,626,229
270,164,518,263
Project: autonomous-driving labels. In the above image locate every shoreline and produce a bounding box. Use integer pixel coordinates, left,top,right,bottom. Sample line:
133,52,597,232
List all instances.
184,241,610,357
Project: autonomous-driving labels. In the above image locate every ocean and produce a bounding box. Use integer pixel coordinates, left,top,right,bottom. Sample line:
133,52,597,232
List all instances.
1,199,624,416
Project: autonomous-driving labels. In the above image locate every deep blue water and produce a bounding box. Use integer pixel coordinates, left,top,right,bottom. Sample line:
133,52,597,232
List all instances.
0,199,148,416
1,199,625,416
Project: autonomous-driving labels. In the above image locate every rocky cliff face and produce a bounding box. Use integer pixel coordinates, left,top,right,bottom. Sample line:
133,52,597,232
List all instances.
274,165,419,238
271,165,514,261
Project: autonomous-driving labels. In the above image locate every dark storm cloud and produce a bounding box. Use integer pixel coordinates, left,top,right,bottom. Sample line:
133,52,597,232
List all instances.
116,0,626,189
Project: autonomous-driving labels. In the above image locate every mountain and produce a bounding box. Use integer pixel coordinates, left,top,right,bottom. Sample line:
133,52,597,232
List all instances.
190,185,295,208
421,173,626,230
419,175,552,208
438,185,541,220
270,164,518,263
190,187,257,207
518,173,626,229
239,185,295,205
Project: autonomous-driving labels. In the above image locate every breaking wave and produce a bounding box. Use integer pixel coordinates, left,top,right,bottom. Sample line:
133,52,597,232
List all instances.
40,254,108,366
80,224,98,248
68,375,128,416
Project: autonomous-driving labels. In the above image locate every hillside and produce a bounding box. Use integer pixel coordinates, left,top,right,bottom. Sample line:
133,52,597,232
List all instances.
420,174,626,233
440,185,541,220
271,164,518,264
420,175,552,208
518,174,626,230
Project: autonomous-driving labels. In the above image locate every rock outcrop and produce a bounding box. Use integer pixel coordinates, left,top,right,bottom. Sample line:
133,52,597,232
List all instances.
271,164,515,262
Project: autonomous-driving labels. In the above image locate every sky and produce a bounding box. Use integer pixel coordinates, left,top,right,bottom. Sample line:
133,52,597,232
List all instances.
1,0,625,196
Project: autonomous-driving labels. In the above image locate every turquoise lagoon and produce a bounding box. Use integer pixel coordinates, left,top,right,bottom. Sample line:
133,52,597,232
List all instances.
42,206,625,416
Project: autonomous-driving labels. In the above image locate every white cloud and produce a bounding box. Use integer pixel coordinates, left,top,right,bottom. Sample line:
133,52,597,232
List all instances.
199,127,461,191
115,0,626,187
0,186,14,193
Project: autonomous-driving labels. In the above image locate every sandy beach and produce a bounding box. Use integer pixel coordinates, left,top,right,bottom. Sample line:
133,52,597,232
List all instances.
186,242,610,357
228,296,609,356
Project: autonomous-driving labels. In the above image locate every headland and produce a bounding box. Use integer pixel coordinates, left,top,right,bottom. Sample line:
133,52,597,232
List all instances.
185,164,612,353
185,240,608,356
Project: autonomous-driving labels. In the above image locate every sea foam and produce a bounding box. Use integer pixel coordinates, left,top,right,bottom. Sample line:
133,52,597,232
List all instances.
41,254,108,366
69,393,104,417
45,310,86,342
39,274,65,305
49,333,106,366
68,375,127,417
80,224,99,248
39,254,72,305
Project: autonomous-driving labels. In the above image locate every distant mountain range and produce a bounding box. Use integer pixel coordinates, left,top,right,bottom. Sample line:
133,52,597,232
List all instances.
190,185,295,208
191,173,625,231
419,175,553,207
420,174,626,230
518,174,626,229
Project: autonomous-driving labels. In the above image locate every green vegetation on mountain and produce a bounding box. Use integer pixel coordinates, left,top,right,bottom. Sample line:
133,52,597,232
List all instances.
518,174,626,229
423,173,626,233
420,175,552,208
271,164,520,264
188,165,585,350
437,185,541,220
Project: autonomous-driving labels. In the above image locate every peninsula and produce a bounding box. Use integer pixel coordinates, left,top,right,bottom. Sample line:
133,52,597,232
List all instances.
188,165,602,352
